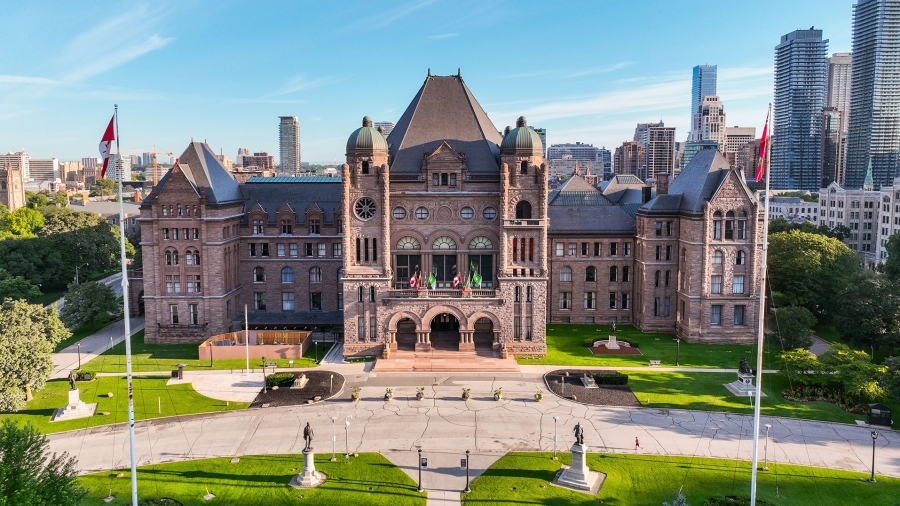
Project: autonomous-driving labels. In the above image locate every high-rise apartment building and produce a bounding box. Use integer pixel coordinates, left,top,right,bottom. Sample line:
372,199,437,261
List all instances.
724,127,756,155
690,64,717,141
27,158,59,182
1,152,30,180
241,152,276,171
846,0,900,188
634,121,664,148
236,148,250,167
646,125,676,180
698,96,726,147
772,28,828,191
547,142,601,161
107,154,132,182
373,121,395,136
62,161,83,181
826,52,852,132
821,108,845,187
598,147,612,180
614,141,645,178
279,116,301,175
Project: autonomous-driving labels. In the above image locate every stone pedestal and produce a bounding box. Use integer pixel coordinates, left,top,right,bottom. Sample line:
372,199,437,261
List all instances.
553,444,604,494
50,388,97,422
290,448,327,489
724,373,767,397
605,335,620,350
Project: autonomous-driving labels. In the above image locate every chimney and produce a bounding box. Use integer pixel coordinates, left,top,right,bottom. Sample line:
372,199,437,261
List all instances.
642,186,652,204
657,173,669,195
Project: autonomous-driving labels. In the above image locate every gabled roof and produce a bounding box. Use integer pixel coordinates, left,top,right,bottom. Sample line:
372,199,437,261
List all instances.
387,74,502,174
151,142,242,205
548,175,611,206
648,149,746,214
600,174,649,204
239,181,341,226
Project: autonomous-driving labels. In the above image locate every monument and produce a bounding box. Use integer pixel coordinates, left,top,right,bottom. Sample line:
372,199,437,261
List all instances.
51,372,97,422
553,422,604,494
291,422,326,488
724,357,766,397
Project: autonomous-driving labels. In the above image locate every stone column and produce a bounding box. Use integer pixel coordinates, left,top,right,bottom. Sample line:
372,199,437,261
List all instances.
459,330,474,352
415,331,431,352
291,448,326,489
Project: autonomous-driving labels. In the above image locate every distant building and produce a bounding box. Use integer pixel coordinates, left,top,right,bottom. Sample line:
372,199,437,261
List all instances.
820,164,883,268
613,141,645,177
107,154,133,182
62,161,83,181
0,159,26,211
690,64,717,141
214,152,232,169
736,139,762,175
826,52,852,132
72,200,142,237
241,152,275,171
529,127,547,153
279,116,301,175
374,121,395,136
681,141,719,171
821,108,844,187
0,151,30,180
547,142,601,161
598,147,612,180
142,152,154,166
772,28,828,191
28,158,60,182
697,96,727,147
129,155,141,166
548,157,603,177
82,157,99,169
235,148,250,167
724,127,756,155
767,196,818,223
634,121,664,149
645,124,676,181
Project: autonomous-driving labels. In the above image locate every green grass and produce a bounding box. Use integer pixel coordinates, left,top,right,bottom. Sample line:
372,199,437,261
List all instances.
88,331,332,373
78,453,426,506
1,376,248,434
811,322,840,343
518,324,781,369
54,319,116,353
37,288,66,307
463,452,900,506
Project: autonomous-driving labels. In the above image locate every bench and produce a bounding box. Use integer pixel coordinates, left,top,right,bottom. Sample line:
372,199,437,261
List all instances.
264,361,277,368
648,360,662,367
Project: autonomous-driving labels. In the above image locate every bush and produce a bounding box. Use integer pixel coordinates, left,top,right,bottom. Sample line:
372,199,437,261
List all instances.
583,338,597,347
594,373,629,385
703,496,775,506
74,370,94,381
265,372,295,388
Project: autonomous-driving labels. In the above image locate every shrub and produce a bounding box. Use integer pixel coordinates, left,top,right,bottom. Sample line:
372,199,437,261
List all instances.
583,338,597,347
594,373,629,385
265,372,295,388
74,370,94,381
703,495,775,506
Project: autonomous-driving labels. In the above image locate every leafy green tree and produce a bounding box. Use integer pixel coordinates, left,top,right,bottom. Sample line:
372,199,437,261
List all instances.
881,356,900,404
25,191,48,209
833,274,900,355
0,300,69,410
0,419,85,506
819,343,886,403
779,348,829,386
1,208,44,236
767,230,860,315
91,178,116,197
773,306,816,349
881,233,900,281
60,281,119,330
37,207,106,236
0,269,41,303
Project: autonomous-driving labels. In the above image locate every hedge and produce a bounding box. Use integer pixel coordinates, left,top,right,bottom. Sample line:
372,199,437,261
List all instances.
704,496,776,506
594,373,629,385
265,372,296,388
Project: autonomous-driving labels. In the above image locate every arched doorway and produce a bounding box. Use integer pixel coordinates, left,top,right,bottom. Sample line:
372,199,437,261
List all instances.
430,313,460,351
473,317,494,350
395,318,417,351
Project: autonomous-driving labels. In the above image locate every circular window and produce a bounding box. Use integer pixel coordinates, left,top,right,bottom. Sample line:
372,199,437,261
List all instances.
415,207,429,220
354,197,376,220
483,207,497,220
460,207,474,219
392,207,407,220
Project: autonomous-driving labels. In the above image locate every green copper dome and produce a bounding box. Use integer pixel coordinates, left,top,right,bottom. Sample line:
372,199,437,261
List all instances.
346,116,389,153
500,116,543,154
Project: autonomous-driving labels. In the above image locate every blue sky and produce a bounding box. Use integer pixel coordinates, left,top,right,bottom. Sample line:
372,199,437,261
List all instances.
1,0,853,164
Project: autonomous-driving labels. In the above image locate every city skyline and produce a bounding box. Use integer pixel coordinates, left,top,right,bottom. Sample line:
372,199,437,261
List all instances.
1,1,852,163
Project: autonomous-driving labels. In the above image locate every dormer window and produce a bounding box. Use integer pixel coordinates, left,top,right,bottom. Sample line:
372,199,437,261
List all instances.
308,219,321,235
252,219,264,235
281,219,293,235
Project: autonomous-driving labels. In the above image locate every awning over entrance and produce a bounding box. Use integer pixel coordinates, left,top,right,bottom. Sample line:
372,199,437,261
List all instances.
230,310,344,331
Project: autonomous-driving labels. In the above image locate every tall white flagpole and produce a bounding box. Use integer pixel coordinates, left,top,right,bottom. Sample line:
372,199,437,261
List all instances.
245,304,250,375
750,103,773,505
114,104,139,505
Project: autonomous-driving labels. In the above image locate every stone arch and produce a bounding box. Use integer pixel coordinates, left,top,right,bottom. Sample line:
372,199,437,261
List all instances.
385,311,422,332
466,310,500,332
422,304,469,330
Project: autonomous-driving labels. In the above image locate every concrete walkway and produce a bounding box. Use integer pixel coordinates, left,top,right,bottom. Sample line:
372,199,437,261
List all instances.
808,336,832,357
383,450,502,506
51,317,145,379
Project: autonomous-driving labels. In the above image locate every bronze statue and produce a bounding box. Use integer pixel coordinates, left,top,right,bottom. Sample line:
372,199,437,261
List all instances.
303,422,314,451
739,357,752,375
573,422,584,446
68,371,77,391
610,322,617,334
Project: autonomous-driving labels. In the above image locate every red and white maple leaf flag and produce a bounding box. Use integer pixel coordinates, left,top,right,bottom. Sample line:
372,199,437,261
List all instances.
755,111,769,183
98,115,115,178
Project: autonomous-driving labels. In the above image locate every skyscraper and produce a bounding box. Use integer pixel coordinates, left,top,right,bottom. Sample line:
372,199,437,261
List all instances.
646,125,676,180
690,65,717,141
279,116,301,175
826,53,852,132
697,96,726,147
846,0,900,188
821,108,845,187
613,141,645,177
772,28,828,191
374,121,395,136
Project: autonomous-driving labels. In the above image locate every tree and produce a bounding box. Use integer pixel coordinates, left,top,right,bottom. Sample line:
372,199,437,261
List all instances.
0,269,41,303
91,178,116,197
0,419,85,505
779,348,829,386
773,306,816,349
881,233,900,281
819,344,886,403
60,281,119,330
0,300,69,411
0,208,44,237
25,191,48,209
832,274,900,355
767,230,861,315
881,356,900,403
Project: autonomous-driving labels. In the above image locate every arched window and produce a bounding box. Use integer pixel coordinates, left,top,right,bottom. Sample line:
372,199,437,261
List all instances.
725,211,735,239
559,267,572,282
165,251,173,265
735,250,746,265
253,267,265,282
185,250,200,266
520,161,528,174
357,286,364,302
171,251,179,265
712,211,723,239
681,248,687,263
281,267,294,282
469,236,493,249
712,250,723,265
609,266,618,282
433,236,457,249
309,267,322,283
193,251,200,265
585,266,596,282
515,200,532,219
396,236,421,250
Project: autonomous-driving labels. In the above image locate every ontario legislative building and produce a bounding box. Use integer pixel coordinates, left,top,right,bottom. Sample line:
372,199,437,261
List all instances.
135,72,762,360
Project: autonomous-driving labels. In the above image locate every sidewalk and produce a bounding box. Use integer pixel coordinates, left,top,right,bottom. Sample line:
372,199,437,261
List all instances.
51,317,145,379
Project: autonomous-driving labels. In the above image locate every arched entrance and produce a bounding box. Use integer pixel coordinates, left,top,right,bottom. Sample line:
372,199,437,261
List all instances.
473,317,494,350
395,318,417,351
430,313,460,351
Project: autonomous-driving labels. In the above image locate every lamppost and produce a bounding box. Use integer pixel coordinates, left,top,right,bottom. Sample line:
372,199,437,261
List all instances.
552,416,559,460
315,341,319,363
345,416,352,461
763,424,771,471
675,337,681,366
870,430,879,482
464,449,471,493
562,371,569,396
330,416,337,461
75,263,89,285
417,448,424,492
76,343,82,370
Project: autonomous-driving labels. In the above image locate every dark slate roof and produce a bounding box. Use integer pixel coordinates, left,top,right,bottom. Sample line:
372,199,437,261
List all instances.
175,142,242,204
240,180,341,225
641,194,684,212
548,176,611,206
548,205,637,235
659,149,731,213
387,74,503,174
246,176,342,183
232,310,344,328
600,174,649,204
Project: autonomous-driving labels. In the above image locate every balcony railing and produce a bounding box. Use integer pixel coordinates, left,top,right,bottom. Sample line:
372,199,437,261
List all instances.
386,289,497,298
504,219,544,227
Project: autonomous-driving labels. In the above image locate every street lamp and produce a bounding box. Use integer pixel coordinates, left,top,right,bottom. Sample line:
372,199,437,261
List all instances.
870,430,879,482
562,371,569,396
675,337,681,367
464,449,471,493
330,417,337,461
552,416,559,460
417,448,424,492
76,343,82,370
763,424,771,471
75,263,89,285
345,416,352,461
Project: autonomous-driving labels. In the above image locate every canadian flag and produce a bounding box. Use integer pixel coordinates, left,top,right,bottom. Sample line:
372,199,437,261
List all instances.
451,272,463,289
99,115,115,178
409,272,419,291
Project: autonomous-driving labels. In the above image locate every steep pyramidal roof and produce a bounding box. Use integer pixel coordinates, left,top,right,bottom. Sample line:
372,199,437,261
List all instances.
548,175,610,206
150,142,242,205
644,149,751,214
387,74,503,174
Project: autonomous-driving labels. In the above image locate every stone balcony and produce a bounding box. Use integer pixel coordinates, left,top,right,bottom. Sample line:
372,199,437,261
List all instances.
385,288,498,299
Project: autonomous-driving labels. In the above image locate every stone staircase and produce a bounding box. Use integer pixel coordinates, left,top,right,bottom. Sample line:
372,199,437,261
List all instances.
373,348,519,373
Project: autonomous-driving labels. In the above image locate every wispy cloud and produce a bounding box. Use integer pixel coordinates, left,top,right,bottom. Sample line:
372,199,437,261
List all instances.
341,0,438,32
262,75,333,99
427,33,457,40
0,75,56,85
494,62,634,81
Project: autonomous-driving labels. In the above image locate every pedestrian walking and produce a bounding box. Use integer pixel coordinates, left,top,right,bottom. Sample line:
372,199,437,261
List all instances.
634,437,641,450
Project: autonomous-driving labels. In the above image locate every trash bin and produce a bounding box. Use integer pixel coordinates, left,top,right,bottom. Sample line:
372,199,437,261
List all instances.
175,363,186,380
867,403,892,427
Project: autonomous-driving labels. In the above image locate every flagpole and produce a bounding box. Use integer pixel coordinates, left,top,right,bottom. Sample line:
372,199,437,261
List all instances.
114,105,139,505
750,103,773,504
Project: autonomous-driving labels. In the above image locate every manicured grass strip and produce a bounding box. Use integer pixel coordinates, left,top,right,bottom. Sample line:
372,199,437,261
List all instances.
626,371,899,429
89,331,332,373
519,324,781,369
463,452,900,506
2,376,248,434
78,453,426,506
54,319,116,353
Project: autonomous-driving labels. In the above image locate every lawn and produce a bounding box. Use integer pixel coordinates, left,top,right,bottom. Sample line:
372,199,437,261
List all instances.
54,319,116,353
86,331,333,373
1,376,248,434
463,452,900,506
78,453,426,506
519,324,783,369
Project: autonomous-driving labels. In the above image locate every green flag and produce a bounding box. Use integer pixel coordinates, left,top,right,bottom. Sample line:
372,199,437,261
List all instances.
471,261,482,286
428,264,437,289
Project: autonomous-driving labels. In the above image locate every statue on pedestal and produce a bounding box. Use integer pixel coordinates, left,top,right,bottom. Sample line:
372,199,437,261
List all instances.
610,322,616,334
68,371,77,391
573,422,584,446
739,357,752,375
303,422,314,451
